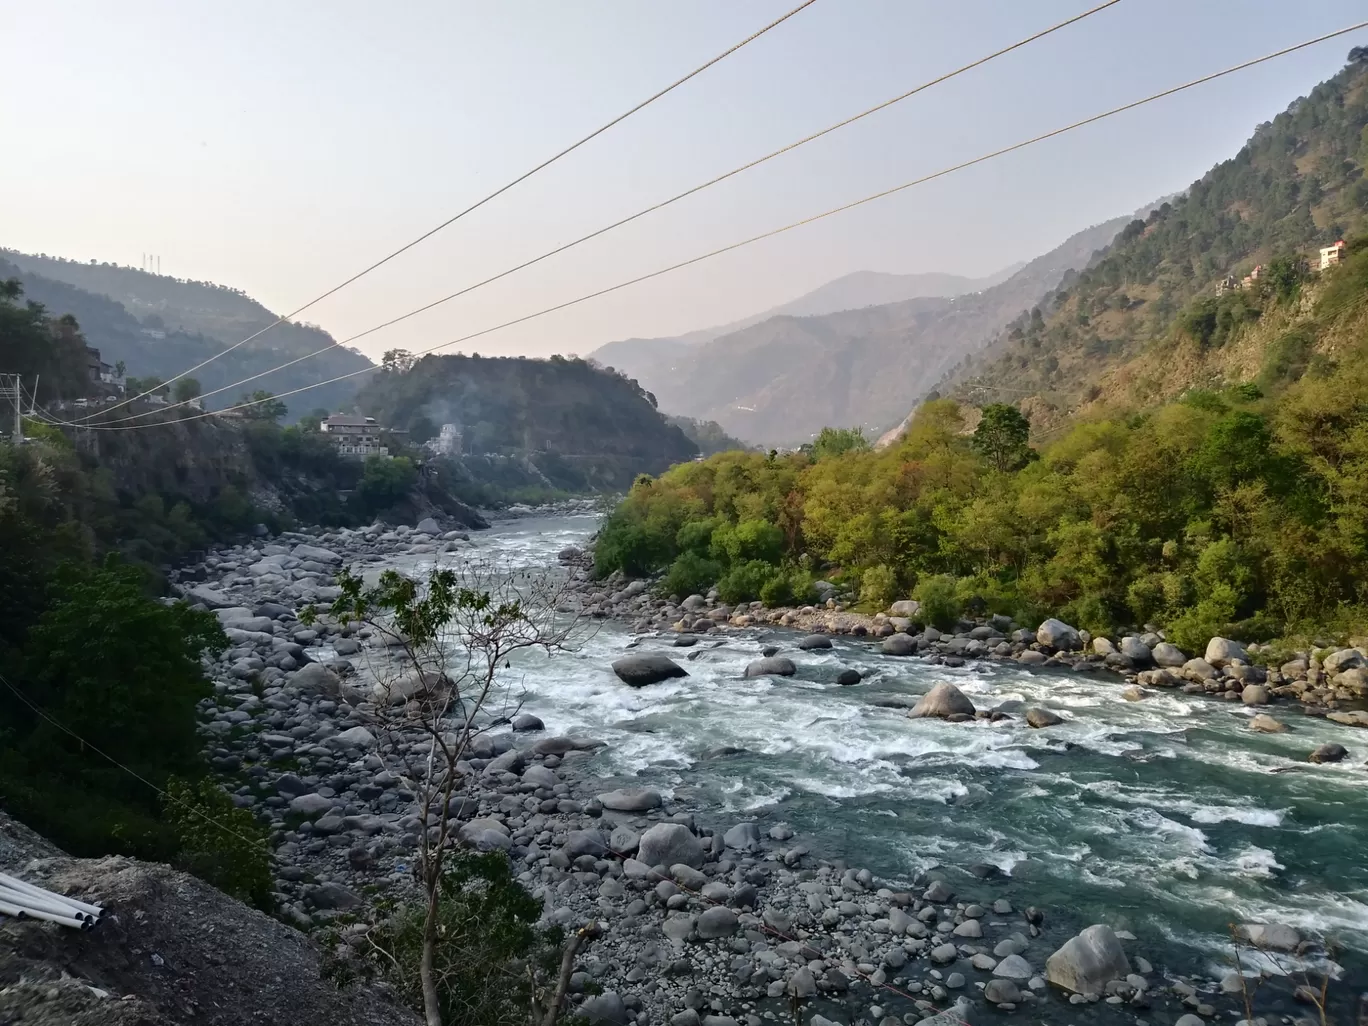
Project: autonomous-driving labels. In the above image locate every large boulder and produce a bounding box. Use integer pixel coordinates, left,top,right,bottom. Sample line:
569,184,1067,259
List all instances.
722,822,761,852
1119,636,1152,666
415,517,441,536
1045,924,1130,994
1025,707,1064,728
612,654,688,687
1205,637,1248,667
695,906,739,939
1241,684,1269,706
1151,642,1187,668
881,633,917,656
291,543,342,564
1036,618,1081,650
1234,923,1300,952
579,990,627,1026
1308,743,1349,764
597,788,663,812
889,599,921,618
184,584,236,609
637,823,705,869
797,635,833,651
745,656,796,678
1324,648,1367,674
908,682,975,720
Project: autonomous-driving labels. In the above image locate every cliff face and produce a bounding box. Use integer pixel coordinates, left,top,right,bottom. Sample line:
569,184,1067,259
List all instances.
0,812,418,1026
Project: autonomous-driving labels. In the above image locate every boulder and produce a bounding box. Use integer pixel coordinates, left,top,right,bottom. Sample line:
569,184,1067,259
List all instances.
797,634,833,650
563,829,608,858
1025,707,1064,728
612,654,688,687
1234,923,1300,952
888,599,920,617
521,765,559,789
745,656,796,678
597,788,663,812
415,517,441,536
638,823,705,869
1205,637,1248,667
1323,648,1366,674
1035,618,1081,650
1045,924,1130,994
329,726,375,749
695,906,739,939
1308,743,1349,764
984,979,1021,1004
881,633,917,656
1091,637,1116,657
913,998,973,1026
1151,642,1187,667
836,668,862,686
1119,636,1152,665
1241,684,1269,705
457,818,511,850
993,954,1033,980
579,990,627,1026
290,661,341,695
1016,650,1046,665
183,585,236,609
291,543,342,564
1248,714,1286,733
1327,710,1368,728
511,713,544,732
722,822,761,852
288,793,334,817
908,682,975,720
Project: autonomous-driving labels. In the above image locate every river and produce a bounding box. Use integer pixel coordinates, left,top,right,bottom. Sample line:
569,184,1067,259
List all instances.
404,512,1368,997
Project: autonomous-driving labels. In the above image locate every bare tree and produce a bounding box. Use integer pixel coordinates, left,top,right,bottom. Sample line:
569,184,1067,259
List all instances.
307,557,585,1026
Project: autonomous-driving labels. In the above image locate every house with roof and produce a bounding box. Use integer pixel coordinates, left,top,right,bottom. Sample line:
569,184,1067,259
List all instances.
319,413,390,458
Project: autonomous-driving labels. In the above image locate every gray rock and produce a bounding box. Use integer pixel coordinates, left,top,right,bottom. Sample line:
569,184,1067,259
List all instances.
274,772,308,797
579,990,627,1025
1025,707,1064,728
1036,618,1081,650
1234,923,1300,951
1325,648,1367,674
183,585,235,609
612,654,688,687
597,788,663,812
695,906,739,939
786,967,817,998
923,879,953,902
889,599,921,618
1017,650,1046,665
836,668,861,686
329,725,374,748
638,823,705,869
1174,1016,1205,1026
797,634,833,650
1205,637,1248,667
994,954,1033,980
522,765,559,789
609,825,641,855
415,517,441,536
511,713,544,732
881,633,917,656
291,543,341,564
908,682,975,719
913,998,973,1026
1120,636,1152,665
310,881,361,909
930,942,959,964
289,793,334,817
1151,642,1187,667
1045,924,1131,994
564,829,608,858
670,1011,701,1026
984,979,1021,1004
290,661,341,695
745,656,796,678
1309,743,1348,764
1241,684,1269,705
722,822,761,851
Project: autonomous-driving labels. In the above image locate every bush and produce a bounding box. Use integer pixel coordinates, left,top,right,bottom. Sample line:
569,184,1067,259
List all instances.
860,564,898,609
717,560,774,604
675,517,719,556
759,572,794,607
662,552,721,598
594,513,670,577
711,519,783,567
913,574,960,631
163,776,274,910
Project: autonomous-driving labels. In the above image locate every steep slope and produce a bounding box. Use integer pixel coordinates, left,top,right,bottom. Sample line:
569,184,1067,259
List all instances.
354,353,698,489
947,55,1368,429
588,265,1018,383
0,252,372,417
624,210,1143,447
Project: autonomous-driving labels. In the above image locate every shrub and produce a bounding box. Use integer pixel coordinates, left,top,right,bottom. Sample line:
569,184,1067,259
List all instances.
662,552,721,598
717,560,774,604
860,564,898,609
163,776,274,910
675,517,719,556
913,574,960,631
759,572,794,607
594,513,669,577
711,519,783,567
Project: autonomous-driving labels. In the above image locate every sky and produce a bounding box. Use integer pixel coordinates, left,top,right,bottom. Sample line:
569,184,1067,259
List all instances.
2,1,1367,362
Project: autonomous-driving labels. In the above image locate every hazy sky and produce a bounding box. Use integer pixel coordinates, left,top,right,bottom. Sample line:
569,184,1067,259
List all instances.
3,2,1366,361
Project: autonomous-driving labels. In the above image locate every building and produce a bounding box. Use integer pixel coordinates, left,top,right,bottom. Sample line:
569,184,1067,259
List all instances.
84,345,118,387
425,422,463,457
320,413,390,458
1215,274,1240,296
1320,240,1347,270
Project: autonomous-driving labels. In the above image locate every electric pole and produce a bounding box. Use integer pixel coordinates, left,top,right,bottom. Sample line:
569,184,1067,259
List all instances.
0,374,23,443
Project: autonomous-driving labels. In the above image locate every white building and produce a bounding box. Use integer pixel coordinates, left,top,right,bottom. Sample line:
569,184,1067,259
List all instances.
1320,240,1346,270
425,422,463,457
320,413,390,457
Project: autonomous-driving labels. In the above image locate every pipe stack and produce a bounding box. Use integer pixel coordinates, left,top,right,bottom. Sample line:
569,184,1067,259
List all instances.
0,871,103,930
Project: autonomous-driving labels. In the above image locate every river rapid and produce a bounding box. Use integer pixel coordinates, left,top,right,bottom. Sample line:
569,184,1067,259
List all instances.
401,512,1368,997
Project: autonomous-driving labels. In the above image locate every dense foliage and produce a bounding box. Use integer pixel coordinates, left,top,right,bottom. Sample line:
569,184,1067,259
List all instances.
667,414,750,456
598,242,1368,646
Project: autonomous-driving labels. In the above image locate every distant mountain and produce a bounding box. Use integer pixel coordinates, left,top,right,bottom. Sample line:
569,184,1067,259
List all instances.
0,250,373,418
593,211,1153,447
353,353,698,491
588,265,1021,383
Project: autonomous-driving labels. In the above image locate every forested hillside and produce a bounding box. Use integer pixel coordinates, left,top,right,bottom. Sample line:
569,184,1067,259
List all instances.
0,252,372,417
947,55,1368,425
354,350,699,490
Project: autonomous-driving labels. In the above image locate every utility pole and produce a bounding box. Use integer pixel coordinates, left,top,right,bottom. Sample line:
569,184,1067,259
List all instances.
0,374,23,443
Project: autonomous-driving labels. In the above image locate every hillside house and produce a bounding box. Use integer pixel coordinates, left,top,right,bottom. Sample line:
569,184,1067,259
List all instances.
320,413,390,458
424,422,463,457
1320,240,1347,269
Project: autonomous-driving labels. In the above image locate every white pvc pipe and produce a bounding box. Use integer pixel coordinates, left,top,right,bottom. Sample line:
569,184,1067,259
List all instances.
0,885,94,922
0,873,103,918
0,897,90,929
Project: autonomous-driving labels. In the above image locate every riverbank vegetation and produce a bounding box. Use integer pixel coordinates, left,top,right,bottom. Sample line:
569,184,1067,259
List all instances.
596,241,1368,649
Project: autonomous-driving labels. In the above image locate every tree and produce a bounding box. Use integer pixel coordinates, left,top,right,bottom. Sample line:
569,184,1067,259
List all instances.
810,426,870,460
238,389,287,421
173,377,202,404
114,360,126,378
355,455,417,513
382,348,417,375
308,563,585,1026
972,403,1035,471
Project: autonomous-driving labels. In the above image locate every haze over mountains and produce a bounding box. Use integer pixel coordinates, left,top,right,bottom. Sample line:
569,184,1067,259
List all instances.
590,209,1161,447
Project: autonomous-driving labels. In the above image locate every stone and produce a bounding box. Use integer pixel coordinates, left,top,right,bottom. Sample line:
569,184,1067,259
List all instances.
1182,657,1217,680
1248,714,1286,733
797,634,833,650
310,881,361,910
579,990,627,1025
984,979,1022,1004
1025,707,1064,728
722,822,761,852
1327,710,1368,727
1036,618,1081,650
745,656,796,678
881,633,917,656
1120,636,1152,665
1045,924,1131,994
329,725,375,748
923,879,953,902
787,967,817,997
290,661,342,696
291,543,341,564
564,829,608,858
288,793,334,817
994,954,1033,979
836,668,861,686
1324,648,1367,674
953,919,982,938
1017,650,1046,665
1174,1016,1204,1026
522,765,559,789
1092,637,1116,656
415,517,441,535
1308,743,1349,764
638,823,705,869
1241,684,1269,705
1205,637,1248,667
598,788,663,812
1151,642,1187,667
909,682,975,719
670,1011,701,1026
930,943,959,964
889,599,921,618
612,654,688,687
912,998,973,1026
511,713,544,732
695,906,739,939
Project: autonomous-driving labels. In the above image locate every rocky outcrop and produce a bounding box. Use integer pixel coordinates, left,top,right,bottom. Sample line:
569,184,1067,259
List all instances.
612,654,689,687
1045,924,1131,995
1035,619,1081,650
908,682,975,720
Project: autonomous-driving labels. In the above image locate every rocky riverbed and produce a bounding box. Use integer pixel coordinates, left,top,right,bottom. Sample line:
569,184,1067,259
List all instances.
174,511,1367,1026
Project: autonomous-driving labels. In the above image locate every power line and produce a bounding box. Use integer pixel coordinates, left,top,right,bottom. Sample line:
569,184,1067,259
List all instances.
60,18,1368,431
59,0,820,425
85,0,1125,427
